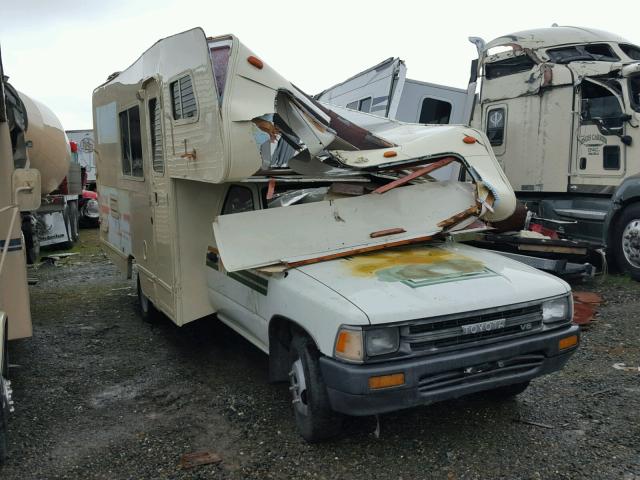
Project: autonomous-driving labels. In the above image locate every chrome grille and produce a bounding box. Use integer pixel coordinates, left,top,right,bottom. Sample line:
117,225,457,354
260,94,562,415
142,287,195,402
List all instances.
402,303,543,353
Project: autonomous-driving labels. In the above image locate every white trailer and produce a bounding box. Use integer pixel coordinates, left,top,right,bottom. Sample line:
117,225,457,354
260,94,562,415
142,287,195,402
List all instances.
316,57,471,124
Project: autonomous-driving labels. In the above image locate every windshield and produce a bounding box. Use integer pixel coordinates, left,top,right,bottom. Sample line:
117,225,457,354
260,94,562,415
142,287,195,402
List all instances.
630,75,640,112
547,43,619,64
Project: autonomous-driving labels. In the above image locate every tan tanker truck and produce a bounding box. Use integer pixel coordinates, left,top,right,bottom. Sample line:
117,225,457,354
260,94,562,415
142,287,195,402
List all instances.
0,46,71,463
14,90,81,261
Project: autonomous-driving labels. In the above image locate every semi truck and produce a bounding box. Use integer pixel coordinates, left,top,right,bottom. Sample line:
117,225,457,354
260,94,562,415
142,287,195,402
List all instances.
0,46,43,464
318,26,640,280
94,28,579,442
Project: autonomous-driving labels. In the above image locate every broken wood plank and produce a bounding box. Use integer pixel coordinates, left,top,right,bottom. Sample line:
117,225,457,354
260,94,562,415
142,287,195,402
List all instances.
373,157,455,194
370,228,406,238
284,235,433,269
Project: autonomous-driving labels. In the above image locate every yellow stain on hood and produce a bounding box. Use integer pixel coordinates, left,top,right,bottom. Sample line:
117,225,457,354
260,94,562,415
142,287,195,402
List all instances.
345,245,491,286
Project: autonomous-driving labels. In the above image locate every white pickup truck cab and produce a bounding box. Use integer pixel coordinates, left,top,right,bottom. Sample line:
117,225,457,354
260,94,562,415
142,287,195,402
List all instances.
203,181,578,440
93,28,579,441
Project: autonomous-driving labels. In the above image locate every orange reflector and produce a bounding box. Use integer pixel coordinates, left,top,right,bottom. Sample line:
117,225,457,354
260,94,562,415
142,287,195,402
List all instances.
463,135,477,144
247,55,264,69
368,373,405,390
383,150,397,158
559,335,578,350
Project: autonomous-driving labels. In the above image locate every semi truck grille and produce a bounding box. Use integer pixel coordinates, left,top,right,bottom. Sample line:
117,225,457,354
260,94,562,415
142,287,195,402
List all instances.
417,353,545,394
402,303,543,353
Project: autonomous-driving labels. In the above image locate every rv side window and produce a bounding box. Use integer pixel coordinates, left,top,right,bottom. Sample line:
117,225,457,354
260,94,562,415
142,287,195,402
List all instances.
119,106,143,177
148,98,164,174
358,97,372,113
548,44,619,63
346,101,358,110
210,45,231,102
419,98,452,124
170,75,197,120
486,108,506,146
222,186,254,215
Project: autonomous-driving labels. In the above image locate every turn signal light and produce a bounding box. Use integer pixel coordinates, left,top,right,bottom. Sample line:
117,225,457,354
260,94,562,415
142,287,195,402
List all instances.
559,335,578,350
383,150,397,158
368,373,405,390
463,135,477,144
247,55,264,69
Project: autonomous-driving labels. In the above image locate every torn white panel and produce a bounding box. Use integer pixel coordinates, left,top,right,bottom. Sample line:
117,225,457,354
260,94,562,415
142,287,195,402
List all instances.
213,182,477,272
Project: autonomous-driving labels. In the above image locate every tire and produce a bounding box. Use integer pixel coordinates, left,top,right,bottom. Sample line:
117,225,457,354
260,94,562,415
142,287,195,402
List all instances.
484,381,530,400
0,323,9,465
22,216,40,265
288,334,343,443
68,201,80,242
611,203,640,281
137,276,161,323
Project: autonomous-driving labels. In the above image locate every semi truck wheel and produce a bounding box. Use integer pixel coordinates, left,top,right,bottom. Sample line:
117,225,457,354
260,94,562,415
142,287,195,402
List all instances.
22,215,40,264
612,203,640,281
288,334,343,443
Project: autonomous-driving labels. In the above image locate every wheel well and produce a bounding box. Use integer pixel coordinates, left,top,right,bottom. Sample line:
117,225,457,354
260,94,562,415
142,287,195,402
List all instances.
607,198,640,248
268,316,315,383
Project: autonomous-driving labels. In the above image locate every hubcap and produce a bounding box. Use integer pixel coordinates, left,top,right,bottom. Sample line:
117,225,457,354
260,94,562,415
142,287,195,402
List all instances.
621,219,640,268
288,359,309,416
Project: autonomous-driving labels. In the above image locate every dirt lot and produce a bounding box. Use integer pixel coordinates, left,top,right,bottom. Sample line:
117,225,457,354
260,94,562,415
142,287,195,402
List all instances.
1,228,639,479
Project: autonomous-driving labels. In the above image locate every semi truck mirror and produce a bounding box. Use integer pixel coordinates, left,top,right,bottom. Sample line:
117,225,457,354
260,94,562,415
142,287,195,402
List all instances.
12,168,41,212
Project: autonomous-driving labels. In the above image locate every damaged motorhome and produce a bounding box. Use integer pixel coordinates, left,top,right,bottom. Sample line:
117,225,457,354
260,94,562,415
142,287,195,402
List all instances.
93,28,579,441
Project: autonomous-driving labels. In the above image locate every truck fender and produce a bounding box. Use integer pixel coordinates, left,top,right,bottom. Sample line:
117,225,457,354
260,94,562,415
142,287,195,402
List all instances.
603,173,640,248
268,316,320,383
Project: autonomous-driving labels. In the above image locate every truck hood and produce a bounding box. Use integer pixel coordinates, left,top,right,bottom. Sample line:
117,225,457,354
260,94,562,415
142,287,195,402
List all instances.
296,242,570,325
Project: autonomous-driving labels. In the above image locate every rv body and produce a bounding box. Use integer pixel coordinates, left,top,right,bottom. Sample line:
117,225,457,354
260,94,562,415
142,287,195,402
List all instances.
93,28,578,441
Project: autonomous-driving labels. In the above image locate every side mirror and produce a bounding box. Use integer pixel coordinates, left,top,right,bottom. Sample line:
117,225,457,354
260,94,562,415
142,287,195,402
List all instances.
12,168,41,211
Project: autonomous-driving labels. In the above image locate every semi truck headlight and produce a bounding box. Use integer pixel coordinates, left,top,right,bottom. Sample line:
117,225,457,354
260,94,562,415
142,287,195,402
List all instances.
365,328,400,357
542,296,572,323
334,327,363,362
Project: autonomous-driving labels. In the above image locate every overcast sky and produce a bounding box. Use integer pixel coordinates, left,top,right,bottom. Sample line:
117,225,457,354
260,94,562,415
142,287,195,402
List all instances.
1,0,638,130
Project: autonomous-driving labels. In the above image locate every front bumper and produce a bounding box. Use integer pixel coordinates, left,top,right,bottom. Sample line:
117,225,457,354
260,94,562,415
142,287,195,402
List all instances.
320,325,579,416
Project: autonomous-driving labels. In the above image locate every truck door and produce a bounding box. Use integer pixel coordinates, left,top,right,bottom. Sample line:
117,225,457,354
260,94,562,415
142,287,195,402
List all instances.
143,78,174,315
572,79,627,186
207,184,267,347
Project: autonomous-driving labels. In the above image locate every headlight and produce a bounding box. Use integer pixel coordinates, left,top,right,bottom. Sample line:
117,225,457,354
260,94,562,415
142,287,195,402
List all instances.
365,328,400,357
334,327,363,362
542,296,572,323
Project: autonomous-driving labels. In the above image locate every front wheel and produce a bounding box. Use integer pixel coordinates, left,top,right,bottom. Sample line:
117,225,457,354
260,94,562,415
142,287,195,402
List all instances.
611,203,640,281
288,334,343,443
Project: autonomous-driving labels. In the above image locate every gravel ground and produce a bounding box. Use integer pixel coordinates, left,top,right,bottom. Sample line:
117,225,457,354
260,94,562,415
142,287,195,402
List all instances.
1,228,639,479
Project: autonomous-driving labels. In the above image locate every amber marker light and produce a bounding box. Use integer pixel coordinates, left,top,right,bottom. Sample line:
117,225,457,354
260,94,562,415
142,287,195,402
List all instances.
334,328,364,362
369,373,405,390
383,150,397,158
559,335,578,350
247,55,264,69
463,135,477,144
